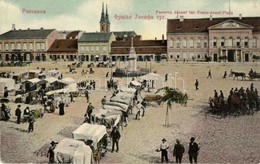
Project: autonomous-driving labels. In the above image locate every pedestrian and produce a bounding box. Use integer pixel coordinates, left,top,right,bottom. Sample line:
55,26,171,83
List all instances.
250,83,254,91
195,79,199,90
58,101,65,115
214,90,218,98
219,90,224,99
165,74,168,82
207,69,212,78
15,104,22,124
106,72,109,78
160,138,169,163
86,103,94,123
188,137,200,163
223,71,227,78
85,90,90,103
111,126,121,153
28,114,35,133
1,103,10,121
173,139,185,163
70,92,75,103
47,141,57,163
93,80,96,90
101,96,107,107
4,87,9,98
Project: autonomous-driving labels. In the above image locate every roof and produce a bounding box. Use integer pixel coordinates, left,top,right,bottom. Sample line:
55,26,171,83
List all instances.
111,40,167,54
167,17,260,33
113,31,137,38
78,32,112,42
0,29,55,40
48,39,77,53
66,31,81,39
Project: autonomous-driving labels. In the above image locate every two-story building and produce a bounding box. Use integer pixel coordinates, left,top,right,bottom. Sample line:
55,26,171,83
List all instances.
78,32,115,62
167,15,260,62
0,28,60,62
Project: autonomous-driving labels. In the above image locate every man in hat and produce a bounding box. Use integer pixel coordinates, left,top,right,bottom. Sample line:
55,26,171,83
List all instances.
173,139,185,163
58,101,65,115
47,141,57,163
28,114,35,133
86,103,94,123
160,138,169,163
15,105,22,124
111,126,121,153
188,137,199,163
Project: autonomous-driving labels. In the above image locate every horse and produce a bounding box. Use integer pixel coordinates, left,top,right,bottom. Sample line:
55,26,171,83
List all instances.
231,71,246,80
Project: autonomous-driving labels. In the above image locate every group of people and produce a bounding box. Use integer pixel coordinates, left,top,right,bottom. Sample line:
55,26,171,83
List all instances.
159,137,200,163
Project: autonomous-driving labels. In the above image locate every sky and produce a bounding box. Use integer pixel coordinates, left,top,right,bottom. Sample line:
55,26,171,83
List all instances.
0,0,259,39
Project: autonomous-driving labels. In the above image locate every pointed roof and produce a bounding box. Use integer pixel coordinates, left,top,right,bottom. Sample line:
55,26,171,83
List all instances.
48,39,77,53
105,4,110,24
100,2,105,23
0,29,55,39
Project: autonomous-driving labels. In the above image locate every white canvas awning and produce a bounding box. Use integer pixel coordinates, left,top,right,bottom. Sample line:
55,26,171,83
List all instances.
0,78,15,93
130,80,141,86
44,77,59,84
72,123,106,149
25,78,42,84
54,138,92,164
139,72,160,80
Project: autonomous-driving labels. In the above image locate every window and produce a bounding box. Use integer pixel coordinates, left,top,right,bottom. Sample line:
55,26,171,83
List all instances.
190,53,194,60
204,39,208,48
11,43,15,50
41,43,45,50
183,52,187,59
5,43,9,51
29,43,33,50
253,38,257,48
197,39,201,48
86,46,90,52
169,38,173,48
228,37,233,47
96,46,99,52
213,37,217,48
23,43,27,50
17,43,21,50
176,38,180,48
220,37,225,47
170,55,173,58
176,54,180,58
91,46,94,52
189,39,194,48
80,46,84,51
244,37,249,47
197,54,201,58
182,38,187,48
36,43,41,50
236,37,241,47
103,46,107,51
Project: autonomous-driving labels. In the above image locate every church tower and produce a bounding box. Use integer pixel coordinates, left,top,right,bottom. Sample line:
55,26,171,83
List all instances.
100,2,110,32
105,4,110,32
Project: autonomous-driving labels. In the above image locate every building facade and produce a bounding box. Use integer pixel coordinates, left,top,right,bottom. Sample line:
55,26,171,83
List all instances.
167,16,260,62
78,32,115,61
110,37,167,62
0,28,60,62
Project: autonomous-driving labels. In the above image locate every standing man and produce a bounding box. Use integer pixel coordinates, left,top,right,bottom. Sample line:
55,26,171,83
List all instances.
85,90,90,103
4,87,9,98
86,103,94,123
59,101,65,115
15,104,22,124
47,141,57,163
101,96,107,108
160,138,169,163
207,69,212,78
165,74,168,82
195,79,199,90
70,92,75,103
28,114,35,133
188,137,200,163
173,139,185,163
111,126,121,153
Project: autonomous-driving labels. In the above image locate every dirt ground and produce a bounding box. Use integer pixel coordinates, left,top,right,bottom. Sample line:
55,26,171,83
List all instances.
0,61,260,163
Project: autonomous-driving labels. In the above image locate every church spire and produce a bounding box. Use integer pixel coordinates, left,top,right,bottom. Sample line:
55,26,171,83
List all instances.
100,2,105,23
106,4,110,24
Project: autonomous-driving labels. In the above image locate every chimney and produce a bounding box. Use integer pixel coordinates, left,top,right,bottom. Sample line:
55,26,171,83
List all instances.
12,24,16,30
40,27,44,29
210,15,213,21
155,37,157,40
28,28,30,30
180,15,184,22
239,14,242,19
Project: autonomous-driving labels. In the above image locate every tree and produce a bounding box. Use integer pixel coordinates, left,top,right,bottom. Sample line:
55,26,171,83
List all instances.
156,87,188,127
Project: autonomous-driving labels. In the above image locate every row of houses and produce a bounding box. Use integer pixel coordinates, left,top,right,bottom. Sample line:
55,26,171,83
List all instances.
0,4,259,63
